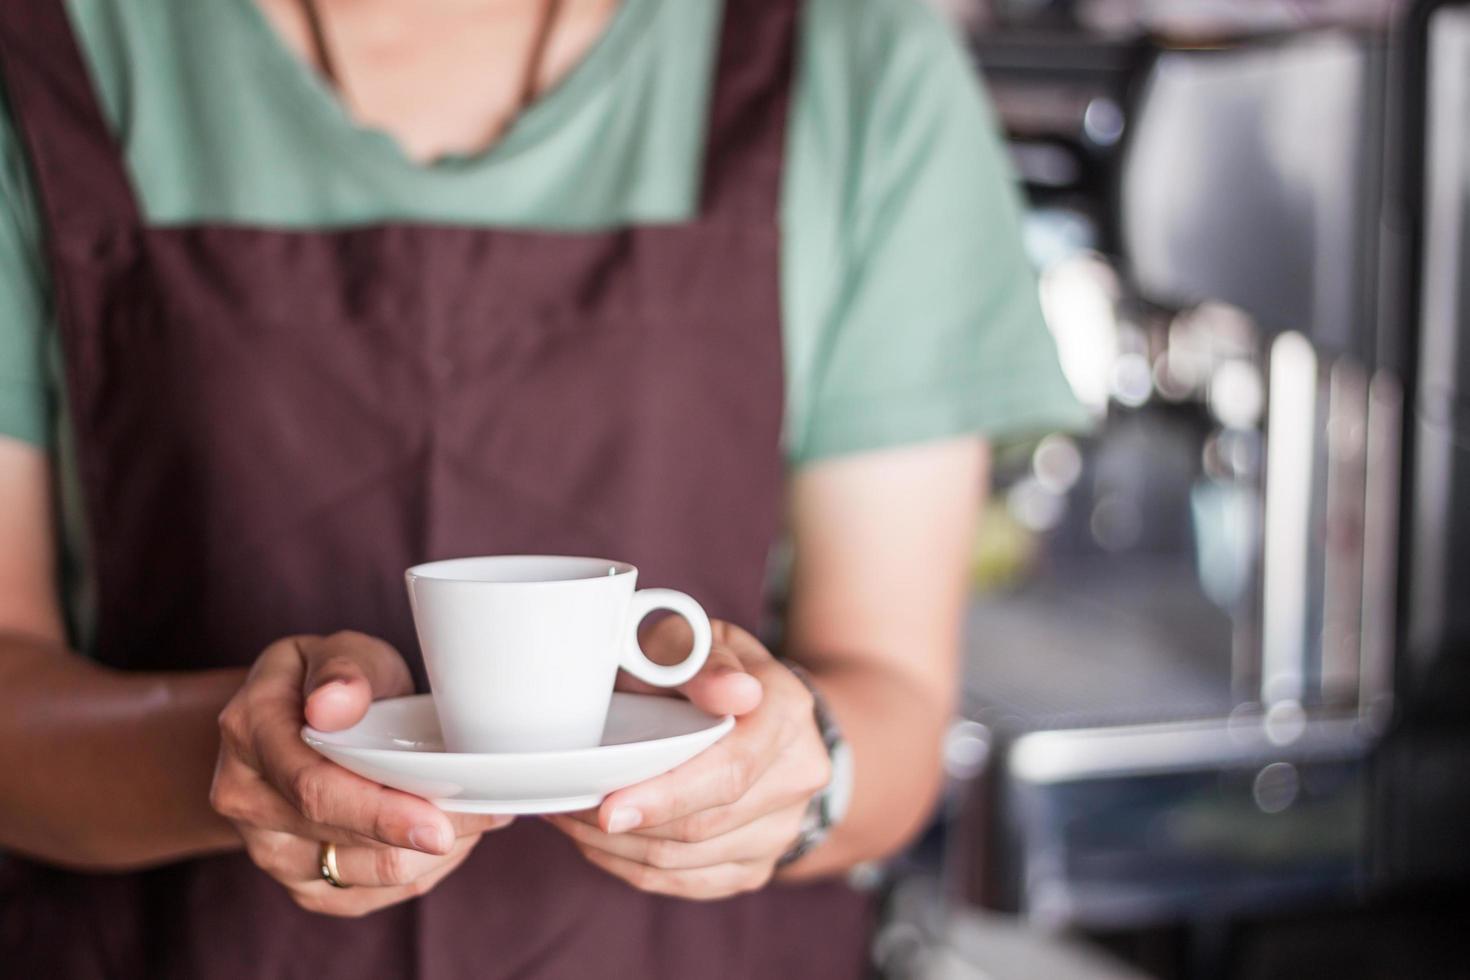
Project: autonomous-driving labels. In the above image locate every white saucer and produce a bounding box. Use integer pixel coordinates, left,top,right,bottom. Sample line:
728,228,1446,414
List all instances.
301,693,734,814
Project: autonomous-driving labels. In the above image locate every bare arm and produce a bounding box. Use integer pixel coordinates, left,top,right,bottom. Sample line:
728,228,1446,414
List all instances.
0,435,242,869
780,436,984,876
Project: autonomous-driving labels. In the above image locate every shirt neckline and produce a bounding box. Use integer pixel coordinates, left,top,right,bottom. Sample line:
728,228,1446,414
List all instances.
223,0,654,179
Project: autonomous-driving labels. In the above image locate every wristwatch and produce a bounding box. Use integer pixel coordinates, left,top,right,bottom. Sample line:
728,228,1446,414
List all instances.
776,663,854,868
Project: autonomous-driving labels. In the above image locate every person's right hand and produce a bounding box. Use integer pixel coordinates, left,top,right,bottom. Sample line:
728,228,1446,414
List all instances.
209,631,511,917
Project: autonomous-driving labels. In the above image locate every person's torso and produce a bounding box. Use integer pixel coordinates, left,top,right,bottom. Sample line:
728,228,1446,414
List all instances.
0,1,875,976
18,0,935,648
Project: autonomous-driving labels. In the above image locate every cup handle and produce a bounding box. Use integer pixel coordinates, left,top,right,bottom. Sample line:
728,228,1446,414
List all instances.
619,588,712,687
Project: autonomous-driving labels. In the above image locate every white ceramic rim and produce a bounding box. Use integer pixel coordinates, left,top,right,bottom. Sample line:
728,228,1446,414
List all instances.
404,555,636,587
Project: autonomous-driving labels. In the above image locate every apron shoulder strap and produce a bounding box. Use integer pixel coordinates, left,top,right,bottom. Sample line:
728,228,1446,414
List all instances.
699,0,800,223
0,0,143,240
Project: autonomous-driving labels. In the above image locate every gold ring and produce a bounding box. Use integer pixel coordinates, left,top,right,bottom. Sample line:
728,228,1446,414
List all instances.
318,841,349,889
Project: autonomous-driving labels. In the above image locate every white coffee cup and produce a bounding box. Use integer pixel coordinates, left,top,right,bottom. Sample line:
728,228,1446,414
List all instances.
404,555,712,753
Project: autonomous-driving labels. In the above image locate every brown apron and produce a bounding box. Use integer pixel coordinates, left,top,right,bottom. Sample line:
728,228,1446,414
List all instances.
0,0,874,976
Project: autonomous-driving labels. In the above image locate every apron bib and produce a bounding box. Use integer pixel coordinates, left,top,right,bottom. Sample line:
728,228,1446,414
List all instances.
0,0,874,976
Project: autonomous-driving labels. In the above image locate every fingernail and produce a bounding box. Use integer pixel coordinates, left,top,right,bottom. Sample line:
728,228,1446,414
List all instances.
606,807,642,834
409,825,448,853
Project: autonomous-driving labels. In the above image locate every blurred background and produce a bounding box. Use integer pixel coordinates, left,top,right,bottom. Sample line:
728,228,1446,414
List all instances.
870,0,1470,976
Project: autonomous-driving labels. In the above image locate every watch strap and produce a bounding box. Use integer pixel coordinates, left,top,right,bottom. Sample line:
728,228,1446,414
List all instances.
775,662,846,868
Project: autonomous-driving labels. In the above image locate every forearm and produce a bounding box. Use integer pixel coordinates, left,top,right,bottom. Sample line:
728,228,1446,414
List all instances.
777,655,948,880
0,631,244,870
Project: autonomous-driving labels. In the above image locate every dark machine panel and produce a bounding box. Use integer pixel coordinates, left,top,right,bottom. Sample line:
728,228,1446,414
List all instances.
1401,2,1470,722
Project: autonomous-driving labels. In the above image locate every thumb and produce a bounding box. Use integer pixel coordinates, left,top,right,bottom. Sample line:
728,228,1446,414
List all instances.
677,643,763,717
300,631,414,732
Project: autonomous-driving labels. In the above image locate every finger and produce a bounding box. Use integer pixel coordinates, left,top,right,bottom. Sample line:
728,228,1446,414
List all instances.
673,642,763,718
596,646,813,834
288,834,480,918
614,619,763,715
213,752,371,845
217,750,509,843
244,828,456,887
560,759,810,843
329,840,457,888
576,845,770,901
547,809,799,871
329,833,481,889
624,619,764,716
220,727,514,857
326,834,494,888
593,709,785,834
300,632,414,732
251,699,457,853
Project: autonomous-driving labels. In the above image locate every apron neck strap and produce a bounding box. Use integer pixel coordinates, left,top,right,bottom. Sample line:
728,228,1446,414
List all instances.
0,0,143,239
0,0,799,238
698,0,800,224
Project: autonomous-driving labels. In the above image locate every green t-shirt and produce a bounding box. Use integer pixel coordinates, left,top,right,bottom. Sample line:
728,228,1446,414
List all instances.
0,0,1085,637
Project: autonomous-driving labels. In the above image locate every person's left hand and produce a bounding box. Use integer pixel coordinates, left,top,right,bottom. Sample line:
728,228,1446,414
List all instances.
546,619,831,900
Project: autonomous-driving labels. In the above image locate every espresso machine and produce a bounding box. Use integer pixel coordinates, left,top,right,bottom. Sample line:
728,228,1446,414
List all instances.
906,2,1470,975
